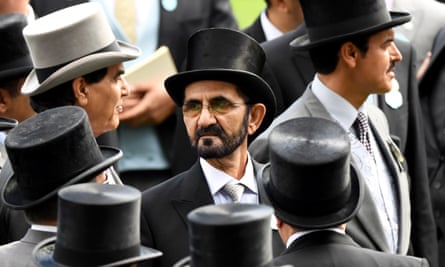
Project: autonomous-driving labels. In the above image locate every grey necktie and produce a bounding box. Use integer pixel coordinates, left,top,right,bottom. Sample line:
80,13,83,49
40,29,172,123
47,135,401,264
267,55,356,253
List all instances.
222,183,245,203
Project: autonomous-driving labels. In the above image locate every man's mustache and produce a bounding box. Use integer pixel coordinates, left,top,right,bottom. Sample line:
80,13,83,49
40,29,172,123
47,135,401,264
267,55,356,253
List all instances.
196,125,225,138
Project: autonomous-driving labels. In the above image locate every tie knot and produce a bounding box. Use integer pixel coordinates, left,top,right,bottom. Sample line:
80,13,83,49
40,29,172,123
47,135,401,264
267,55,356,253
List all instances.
222,183,245,203
356,111,369,131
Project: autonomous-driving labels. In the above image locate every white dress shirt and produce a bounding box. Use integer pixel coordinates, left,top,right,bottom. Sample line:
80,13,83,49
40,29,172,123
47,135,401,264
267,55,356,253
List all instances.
311,75,400,253
200,155,259,205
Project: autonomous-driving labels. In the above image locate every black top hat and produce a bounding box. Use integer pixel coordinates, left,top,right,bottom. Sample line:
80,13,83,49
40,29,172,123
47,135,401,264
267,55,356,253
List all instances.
32,183,162,267
165,28,277,133
173,204,275,267
0,116,18,131
290,0,411,50
1,106,123,209
262,117,364,229
0,13,33,83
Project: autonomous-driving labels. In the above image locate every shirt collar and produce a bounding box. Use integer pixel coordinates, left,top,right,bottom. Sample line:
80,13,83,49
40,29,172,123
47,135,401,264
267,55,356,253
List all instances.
286,228,346,248
311,74,366,131
260,9,283,41
31,224,57,233
200,154,258,195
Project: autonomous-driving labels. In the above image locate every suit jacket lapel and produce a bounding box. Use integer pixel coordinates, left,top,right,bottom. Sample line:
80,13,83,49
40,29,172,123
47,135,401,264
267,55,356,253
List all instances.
367,108,411,254
286,231,358,253
171,162,214,226
346,165,391,252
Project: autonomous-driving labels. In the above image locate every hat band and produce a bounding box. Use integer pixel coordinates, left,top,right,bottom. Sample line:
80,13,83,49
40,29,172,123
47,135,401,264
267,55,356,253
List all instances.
308,10,391,41
266,178,351,216
34,41,121,83
54,242,140,266
0,55,33,71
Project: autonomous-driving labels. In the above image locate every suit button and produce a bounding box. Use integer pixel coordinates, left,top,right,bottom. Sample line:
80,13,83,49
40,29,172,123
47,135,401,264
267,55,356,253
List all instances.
433,181,442,189
436,210,441,218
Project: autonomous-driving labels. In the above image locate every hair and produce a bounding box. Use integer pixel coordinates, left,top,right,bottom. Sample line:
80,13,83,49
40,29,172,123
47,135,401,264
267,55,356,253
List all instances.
30,68,108,113
24,195,58,224
309,33,371,74
0,76,23,97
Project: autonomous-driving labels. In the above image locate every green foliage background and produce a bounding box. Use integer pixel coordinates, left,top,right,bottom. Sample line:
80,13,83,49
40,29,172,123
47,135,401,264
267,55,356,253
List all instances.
230,0,266,29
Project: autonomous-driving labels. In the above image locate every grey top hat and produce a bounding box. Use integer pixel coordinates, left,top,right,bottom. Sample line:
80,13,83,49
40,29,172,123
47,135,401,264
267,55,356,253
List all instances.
1,106,123,209
21,2,140,96
290,0,411,50
174,204,275,267
0,13,33,83
32,183,162,267
262,117,364,229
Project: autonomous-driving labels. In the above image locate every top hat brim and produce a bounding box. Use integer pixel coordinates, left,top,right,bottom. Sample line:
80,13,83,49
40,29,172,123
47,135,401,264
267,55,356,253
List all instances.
21,41,140,96
2,146,123,209
262,164,364,229
0,117,18,131
0,65,33,83
165,69,277,134
32,236,162,267
290,11,411,50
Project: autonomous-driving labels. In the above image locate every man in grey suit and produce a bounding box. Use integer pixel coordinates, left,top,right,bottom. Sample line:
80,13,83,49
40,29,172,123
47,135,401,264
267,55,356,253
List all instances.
264,117,429,267
249,16,438,267
139,28,281,267
249,0,431,264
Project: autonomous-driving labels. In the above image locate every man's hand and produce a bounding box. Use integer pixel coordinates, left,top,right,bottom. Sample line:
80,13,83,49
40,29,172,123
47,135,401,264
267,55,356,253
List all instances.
119,81,176,126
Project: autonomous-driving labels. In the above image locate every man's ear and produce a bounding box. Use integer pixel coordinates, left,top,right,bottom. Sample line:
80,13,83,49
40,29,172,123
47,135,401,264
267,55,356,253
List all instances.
0,89,11,114
247,103,266,136
72,77,88,106
340,42,359,68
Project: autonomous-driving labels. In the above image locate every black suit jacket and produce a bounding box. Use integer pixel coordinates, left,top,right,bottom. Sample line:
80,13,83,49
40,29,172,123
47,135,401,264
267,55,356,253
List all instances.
140,161,285,267
245,22,437,266
274,230,429,267
419,27,445,267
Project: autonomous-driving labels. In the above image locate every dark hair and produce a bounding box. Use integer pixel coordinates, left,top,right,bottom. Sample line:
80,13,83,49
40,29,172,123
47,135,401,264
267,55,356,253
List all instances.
24,195,58,224
309,34,370,74
30,68,108,113
0,76,23,98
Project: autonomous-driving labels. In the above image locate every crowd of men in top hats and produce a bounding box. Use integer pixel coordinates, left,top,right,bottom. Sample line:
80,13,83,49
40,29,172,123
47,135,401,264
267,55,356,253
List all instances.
0,0,445,266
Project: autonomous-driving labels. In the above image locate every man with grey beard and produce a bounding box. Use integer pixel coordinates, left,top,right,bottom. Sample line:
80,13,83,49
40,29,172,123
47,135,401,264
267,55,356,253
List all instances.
138,28,282,267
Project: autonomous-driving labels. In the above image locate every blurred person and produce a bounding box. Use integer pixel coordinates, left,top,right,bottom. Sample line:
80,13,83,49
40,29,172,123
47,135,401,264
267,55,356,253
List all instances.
0,12,36,246
0,0,35,21
389,0,445,76
0,13,36,161
0,106,123,267
419,26,445,267
32,183,162,267
263,117,429,267
31,0,239,190
243,0,304,42
140,28,282,267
